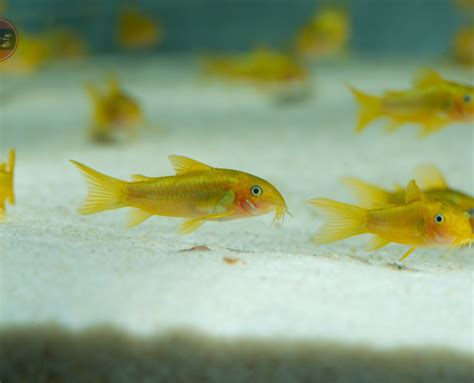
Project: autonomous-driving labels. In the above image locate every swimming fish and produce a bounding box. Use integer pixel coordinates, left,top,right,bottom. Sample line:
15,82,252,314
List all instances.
0,33,52,74
204,47,308,86
70,155,288,233
349,69,474,137
118,7,162,49
294,6,350,58
0,149,15,220
344,165,474,231
308,180,473,260
86,76,144,142
453,26,474,66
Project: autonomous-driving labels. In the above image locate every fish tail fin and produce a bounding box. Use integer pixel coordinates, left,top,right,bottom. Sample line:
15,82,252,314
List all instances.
342,177,393,207
308,198,368,243
70,160,127,215
7,149,15,204
348,86,382,133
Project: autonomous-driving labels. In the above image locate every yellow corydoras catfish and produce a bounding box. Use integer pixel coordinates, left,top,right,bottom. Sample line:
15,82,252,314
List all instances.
71,155,288,233
349,69,474,137
309,180,473,260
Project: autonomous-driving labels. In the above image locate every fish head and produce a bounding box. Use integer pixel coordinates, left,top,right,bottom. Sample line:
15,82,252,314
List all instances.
423,199,473,247
236,174,288,222
451,84,474,120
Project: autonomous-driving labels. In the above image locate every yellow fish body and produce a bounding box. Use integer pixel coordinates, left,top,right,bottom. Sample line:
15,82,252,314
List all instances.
453,26,474,66
118,7,162,49
0,149,15,220
309,180,473,260
86,76,144,142
350,70,474,137
294,6,350,58
344,165,474,231
71,155,288,233
204,48,307,86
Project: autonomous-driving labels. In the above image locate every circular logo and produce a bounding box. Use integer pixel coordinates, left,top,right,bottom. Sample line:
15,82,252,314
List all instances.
0,18,18,61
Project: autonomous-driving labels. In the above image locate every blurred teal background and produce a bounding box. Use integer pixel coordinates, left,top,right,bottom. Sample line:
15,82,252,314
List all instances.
3,0,472,56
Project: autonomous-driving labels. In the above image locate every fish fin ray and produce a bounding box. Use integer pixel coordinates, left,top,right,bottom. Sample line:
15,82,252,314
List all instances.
342,177,393,207
348,86,382,133
168,155,213,175
308,198,367,243
367,235,391,251
405,180,424,204
127,208,153,228
414,164,448,190
70,160,126,215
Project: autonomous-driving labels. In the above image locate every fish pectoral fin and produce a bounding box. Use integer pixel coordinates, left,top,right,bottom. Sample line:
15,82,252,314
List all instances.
126,208,153,228
131,174,155,182
418,121,447,138
367,235,390,251
179,211,235,235
399,246,417,261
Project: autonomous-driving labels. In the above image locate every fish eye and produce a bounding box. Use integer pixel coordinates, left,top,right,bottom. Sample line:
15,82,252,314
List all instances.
251,185,263,197
464,94,472,103
434,214,444,224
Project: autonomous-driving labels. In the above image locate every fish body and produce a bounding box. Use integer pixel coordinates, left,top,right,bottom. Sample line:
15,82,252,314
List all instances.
0,149,15,220
343,165,474,231
86,76,143,142
71,155,288,233
309,180,473,260
453,26,474,66
295,7,350,58
118,7,162,49
350,69,474,137
204,48,307,86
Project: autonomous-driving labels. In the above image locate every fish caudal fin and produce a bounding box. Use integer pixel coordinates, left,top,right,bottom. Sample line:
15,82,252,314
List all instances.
308,198,368,244
342,177,393,207
70,160,126,215
349,86,381,133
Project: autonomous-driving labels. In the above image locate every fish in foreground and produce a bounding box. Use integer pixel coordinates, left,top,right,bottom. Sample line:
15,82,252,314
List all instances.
308,180,473,261
349,69,474,137
204,47,307,87
343,164,474,230
0,149,15,220
86,76,144,142
70,155,288,233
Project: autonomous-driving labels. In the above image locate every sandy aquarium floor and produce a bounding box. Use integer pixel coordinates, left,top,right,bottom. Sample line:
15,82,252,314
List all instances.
0,57,473,382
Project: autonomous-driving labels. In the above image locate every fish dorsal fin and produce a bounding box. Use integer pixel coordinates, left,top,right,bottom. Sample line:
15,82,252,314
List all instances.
405,180,424,204
168,155,213,175
414,69,445,88
131,174,154,181
414,164,448,190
